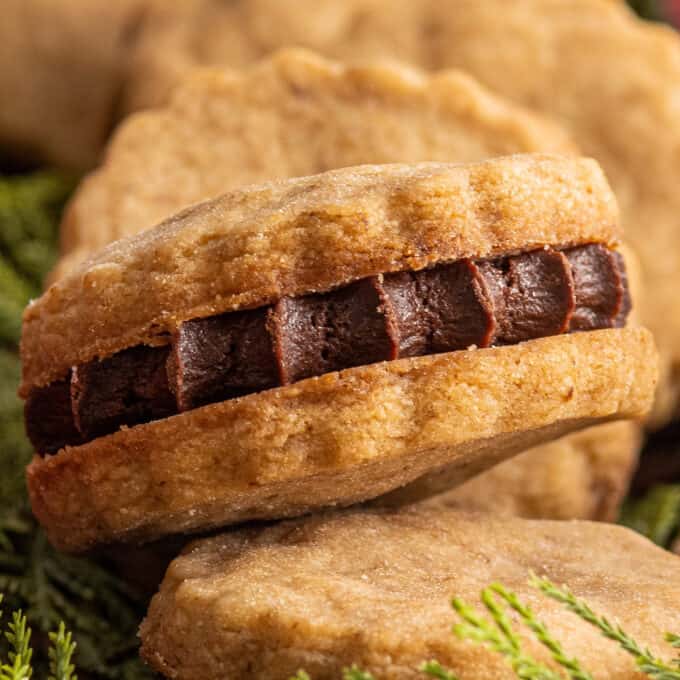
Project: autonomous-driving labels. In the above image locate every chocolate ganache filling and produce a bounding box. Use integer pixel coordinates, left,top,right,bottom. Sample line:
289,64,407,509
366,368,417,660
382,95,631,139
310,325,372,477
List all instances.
25,244,630,456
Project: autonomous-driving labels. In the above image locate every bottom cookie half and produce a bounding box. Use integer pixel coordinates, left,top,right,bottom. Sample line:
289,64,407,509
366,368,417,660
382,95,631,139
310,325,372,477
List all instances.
27,328,656,552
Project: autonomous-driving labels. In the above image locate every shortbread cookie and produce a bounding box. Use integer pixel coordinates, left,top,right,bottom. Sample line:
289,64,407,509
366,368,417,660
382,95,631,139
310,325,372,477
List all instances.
53,50,640,524
122,0,680,424
427,421,641,521
22,157,657,551
0,0,145,170
55,49,575,278
140,506,680,680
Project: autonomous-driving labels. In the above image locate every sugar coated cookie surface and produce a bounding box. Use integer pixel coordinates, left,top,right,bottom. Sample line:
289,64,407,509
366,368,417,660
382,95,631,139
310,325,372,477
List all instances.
141,505,680,680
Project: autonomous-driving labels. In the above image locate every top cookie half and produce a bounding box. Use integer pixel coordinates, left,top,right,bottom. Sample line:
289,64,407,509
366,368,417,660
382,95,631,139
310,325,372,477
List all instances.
21,154,618,394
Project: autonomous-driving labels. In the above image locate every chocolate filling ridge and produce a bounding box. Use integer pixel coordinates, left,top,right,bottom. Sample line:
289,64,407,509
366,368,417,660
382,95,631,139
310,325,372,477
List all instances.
25,244,630,456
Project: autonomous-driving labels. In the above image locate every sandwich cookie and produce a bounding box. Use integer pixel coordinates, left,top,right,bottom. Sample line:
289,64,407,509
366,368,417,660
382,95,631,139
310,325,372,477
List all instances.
55,50,640,523
22,156,657,551
140,505,680,680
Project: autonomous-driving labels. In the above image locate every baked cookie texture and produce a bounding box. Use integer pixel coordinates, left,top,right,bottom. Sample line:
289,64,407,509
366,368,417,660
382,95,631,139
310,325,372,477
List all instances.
0,0,145,170
120,0,680,425
140,506,680,680
23,156,652,547
56,49,575,277
21,155,618,393
427,421,641,521
51,51,641,525
26,327,658,552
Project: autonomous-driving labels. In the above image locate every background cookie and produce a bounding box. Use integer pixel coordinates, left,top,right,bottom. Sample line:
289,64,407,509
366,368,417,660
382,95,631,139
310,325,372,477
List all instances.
53,51,641,523
0,0,145,170
121,0,680,425
428,421,641,521
140,506,680,680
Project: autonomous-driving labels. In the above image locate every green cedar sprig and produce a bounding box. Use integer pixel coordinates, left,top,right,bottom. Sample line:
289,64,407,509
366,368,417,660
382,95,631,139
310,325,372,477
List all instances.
420,660,458,680
290,668,376,680
1,609,32,680
0,523,153,679
530,575,680,680
0,593,77,680
666,634,680,669
451,591,560,680
342,666,375,680
48,623,76,680
450,575,680,680
487,583,593,680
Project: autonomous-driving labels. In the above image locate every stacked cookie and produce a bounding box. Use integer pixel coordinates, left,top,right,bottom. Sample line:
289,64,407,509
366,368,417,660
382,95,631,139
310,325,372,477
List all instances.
11,3,680,678
21,152,665,677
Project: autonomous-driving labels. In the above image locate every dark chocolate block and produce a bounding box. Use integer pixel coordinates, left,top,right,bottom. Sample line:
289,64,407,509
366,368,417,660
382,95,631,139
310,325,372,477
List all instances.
72,345,176,440
26,244,631,455
272,277,395,384
170,308,279,411
478,249,575,345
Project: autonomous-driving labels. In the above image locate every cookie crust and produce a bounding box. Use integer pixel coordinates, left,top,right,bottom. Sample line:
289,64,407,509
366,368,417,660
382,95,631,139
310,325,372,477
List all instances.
27,328,657,553
140,505,680,680
21,155,618,394
426,420,640,521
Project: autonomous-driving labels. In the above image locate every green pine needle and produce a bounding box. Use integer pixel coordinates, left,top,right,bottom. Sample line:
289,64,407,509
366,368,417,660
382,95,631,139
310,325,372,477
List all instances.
342,665,375,680
420,660,459,679
530,575,680,680
489,583,594,680
48,623,76,680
